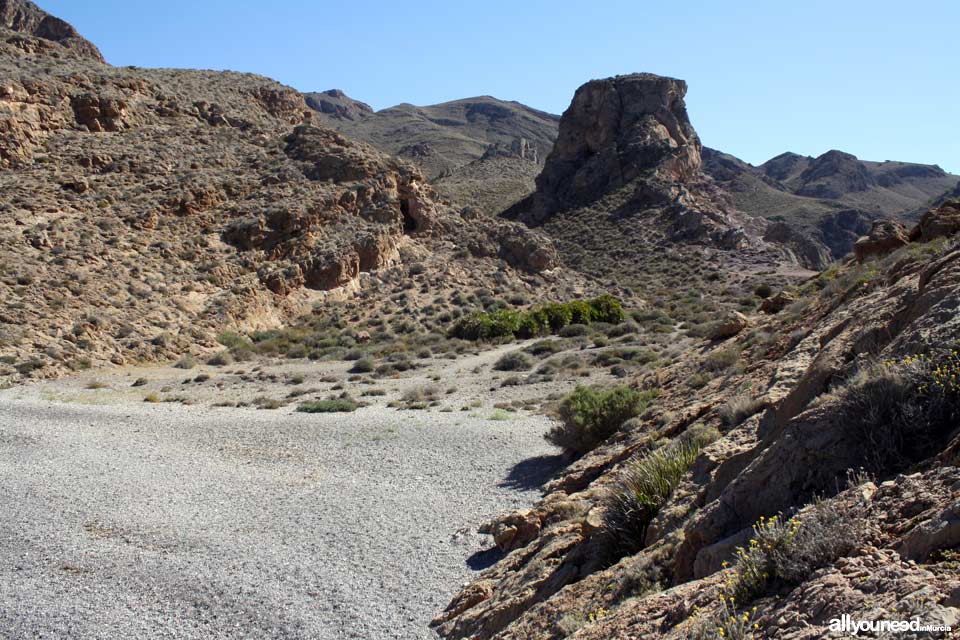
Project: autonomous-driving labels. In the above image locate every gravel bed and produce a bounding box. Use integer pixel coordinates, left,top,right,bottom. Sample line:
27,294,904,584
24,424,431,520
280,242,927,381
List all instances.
0,396,561,639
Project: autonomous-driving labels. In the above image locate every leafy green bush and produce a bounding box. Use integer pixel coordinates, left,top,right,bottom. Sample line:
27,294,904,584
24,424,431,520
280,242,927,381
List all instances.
449,295,626,341
546,385,656,455
216,331,252,351
296,399,358,413
605,441,701,555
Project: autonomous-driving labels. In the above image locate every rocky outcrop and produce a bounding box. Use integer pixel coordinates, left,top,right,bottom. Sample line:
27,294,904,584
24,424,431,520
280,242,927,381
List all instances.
525,73,701,217
912,201,960,242
853,219,910,261
0,0,103,61
302,89,373,121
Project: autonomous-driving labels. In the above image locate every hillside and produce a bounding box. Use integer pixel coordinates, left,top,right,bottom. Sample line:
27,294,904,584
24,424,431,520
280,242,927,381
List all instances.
307,91,560,214
0,4,569,381
434,197,960,640
703,147,959,265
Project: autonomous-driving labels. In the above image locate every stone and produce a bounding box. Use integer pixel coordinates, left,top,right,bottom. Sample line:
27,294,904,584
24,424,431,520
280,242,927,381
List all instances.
853,219,909,262
707,311,749,340
760,290,796,314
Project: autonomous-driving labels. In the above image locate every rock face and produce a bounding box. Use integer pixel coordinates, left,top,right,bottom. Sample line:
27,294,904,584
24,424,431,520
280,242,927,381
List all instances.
531,73,701,215
912,201,960,242
0,0,103,61
302,89,373,121
853,219,910,261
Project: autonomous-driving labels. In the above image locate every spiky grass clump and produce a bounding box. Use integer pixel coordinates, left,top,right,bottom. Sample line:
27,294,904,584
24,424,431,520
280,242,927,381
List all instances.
605,440,701,555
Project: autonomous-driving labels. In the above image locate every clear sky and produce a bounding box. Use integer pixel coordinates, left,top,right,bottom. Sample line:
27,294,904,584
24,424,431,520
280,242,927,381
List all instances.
41,0,960,173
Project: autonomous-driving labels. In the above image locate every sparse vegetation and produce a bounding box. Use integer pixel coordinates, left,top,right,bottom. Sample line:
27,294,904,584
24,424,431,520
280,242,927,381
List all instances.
839,351,960,473
296,399,358,413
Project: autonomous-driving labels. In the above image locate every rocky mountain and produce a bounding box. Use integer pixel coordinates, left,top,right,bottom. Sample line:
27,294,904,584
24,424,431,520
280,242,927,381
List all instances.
703,147,959,266
307,91,560,214
0,0,103,61
501,73,804,323
0,5,564,380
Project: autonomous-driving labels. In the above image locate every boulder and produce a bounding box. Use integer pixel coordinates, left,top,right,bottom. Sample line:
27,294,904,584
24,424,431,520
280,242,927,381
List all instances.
853,219,909,262
707,311,749,340
760,290,796,314
911,201,960,242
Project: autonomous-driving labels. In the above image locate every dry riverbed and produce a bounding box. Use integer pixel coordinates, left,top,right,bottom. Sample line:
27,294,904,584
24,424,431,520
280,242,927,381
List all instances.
0,344,579,638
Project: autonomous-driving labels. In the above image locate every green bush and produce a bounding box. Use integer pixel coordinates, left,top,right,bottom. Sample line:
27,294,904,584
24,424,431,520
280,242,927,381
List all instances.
216,331,252,351
546,385,656,455
605,441,701,555
296,399,358,413
450,295,625,342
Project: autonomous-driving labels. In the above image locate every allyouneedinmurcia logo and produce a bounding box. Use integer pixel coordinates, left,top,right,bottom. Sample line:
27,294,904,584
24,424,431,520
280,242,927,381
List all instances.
829,614,952,635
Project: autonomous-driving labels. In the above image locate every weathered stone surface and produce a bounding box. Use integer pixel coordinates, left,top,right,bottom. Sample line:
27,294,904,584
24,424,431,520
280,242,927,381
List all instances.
760,289,797,314
853,219,910,261
0,0,104,61
707,310,749,340
912,201,960,242
526,73,701,218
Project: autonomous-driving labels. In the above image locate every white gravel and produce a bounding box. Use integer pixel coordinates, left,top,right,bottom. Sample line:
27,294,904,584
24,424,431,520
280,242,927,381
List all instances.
0,395,561,639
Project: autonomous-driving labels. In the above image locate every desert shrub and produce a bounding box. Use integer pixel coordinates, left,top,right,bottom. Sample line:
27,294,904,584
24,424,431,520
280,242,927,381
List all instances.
174,355,197,369
703,346,741,372
546,385,656,455
728,497,863,606
296,399,357,413
207,350,233,367
719,395,768,427
559,323,590,337
216,331,252,351
494,351,534,371
754,283,773,299
350,357,375,374
525,339,568,356
402,385,439,404
605,440,701,555
837,352,960,473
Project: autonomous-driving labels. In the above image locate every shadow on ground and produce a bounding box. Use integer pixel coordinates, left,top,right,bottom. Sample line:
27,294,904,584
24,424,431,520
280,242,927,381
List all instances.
498,454,566,491
467,546,504,571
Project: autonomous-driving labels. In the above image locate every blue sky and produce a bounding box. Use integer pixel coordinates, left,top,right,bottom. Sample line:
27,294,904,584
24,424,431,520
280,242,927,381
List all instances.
42,0,959,173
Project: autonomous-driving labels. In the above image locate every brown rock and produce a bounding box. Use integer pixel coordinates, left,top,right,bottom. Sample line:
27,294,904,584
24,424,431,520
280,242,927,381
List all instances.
707,310,749,340
853,219,909,262
760,290,796,313
911,201,960,242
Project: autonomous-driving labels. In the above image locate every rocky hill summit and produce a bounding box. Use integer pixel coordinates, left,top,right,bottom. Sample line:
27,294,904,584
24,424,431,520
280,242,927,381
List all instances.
508,73,758,249
703,147,959,267
0,10,562,380
0,0,103,61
